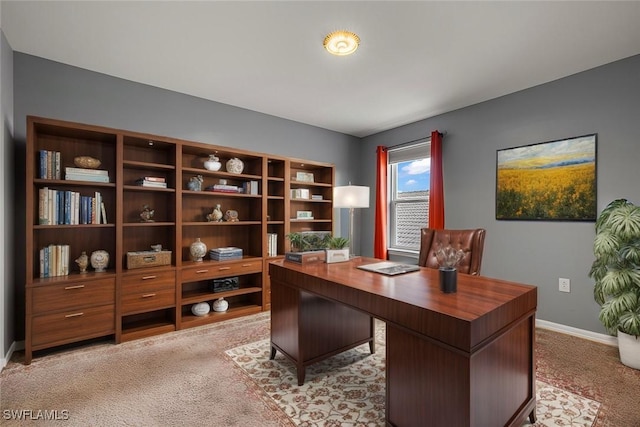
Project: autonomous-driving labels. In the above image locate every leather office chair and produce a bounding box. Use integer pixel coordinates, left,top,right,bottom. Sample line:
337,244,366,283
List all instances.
417,228,486,275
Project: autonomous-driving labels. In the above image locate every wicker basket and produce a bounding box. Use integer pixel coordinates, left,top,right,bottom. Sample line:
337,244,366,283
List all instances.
126,250,172,269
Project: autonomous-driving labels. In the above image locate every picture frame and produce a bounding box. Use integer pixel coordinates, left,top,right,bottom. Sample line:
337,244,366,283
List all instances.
295,171,315,183
496,134,597,221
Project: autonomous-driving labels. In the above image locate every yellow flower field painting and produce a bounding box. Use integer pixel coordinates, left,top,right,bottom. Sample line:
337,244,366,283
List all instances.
496,134,596,221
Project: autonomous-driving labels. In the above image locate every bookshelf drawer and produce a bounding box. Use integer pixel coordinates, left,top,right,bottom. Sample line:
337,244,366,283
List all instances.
32,277,115,313
122,270,175,295
32,304,115,347
122,288,175,314
182,260,262,283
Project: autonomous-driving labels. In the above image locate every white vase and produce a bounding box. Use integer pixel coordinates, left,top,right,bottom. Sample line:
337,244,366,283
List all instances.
191,302,210,317
226,157,244,174
204,154,221,171
190,238,207,262
618,330,640,370
213,297,229,312
90,250,109,272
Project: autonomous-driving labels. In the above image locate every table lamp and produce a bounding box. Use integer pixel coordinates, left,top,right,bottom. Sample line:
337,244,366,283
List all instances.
333,184,370,258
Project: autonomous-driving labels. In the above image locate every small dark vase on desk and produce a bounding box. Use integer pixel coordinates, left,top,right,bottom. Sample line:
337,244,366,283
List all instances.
436,245,465,294
439,267,457,293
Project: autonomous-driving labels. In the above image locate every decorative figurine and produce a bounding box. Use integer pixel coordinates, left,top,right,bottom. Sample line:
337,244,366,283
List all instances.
187,175,204,191
224,209,239,222
207,204,224,222
75,251,89,273
140,204,155,222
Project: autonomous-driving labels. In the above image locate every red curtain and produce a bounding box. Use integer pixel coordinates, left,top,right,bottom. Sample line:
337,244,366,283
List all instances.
428,130,445,229
374,146,388,259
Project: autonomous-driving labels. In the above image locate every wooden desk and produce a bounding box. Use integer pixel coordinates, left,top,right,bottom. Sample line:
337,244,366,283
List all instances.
269,258,537,427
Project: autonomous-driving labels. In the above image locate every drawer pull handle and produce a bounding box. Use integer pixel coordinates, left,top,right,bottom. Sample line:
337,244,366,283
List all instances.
142,275,157,280
142,293,156,298
196,270,209,274
65,312,84,318
64,285,85,290
241,264,252,267
218,267,231,271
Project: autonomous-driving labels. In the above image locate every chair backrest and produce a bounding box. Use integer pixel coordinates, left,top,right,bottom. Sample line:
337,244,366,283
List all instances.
417,228,486,275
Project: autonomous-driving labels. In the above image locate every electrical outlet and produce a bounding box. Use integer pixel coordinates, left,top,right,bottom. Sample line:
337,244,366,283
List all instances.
559,278,571,293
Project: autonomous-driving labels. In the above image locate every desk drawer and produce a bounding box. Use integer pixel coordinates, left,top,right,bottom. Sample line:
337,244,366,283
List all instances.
32,278,115,313
182,260,262,283
32,304,115,347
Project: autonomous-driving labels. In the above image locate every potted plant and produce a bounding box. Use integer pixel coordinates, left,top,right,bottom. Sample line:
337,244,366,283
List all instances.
589,198,640,370
285,232,331,264
325,236,350,263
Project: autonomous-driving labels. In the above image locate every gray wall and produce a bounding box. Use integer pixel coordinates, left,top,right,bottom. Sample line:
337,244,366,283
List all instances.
11,53,361,341
362,54,640,335
1,25,16,364
9,49,640,344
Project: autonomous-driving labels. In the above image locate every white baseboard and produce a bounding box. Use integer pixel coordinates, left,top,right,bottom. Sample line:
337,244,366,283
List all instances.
1,340,19,369
536,319,617,347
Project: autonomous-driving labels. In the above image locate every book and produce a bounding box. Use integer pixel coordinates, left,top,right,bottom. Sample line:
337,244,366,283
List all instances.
135,179,167,188
284,250,326,264
65,167,109,176
65,173,110,183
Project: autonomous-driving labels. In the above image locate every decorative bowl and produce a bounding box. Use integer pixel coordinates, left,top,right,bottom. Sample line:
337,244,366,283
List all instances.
74,156,101,169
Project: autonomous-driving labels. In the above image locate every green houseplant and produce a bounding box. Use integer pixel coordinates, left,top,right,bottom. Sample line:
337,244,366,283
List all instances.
325,236,350,263
589,198,640,369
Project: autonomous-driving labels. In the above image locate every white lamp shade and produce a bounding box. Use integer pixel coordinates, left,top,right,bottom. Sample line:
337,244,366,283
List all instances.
333,185,370,208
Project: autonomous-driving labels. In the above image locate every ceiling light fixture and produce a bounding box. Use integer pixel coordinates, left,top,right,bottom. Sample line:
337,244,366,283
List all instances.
323,30,360,56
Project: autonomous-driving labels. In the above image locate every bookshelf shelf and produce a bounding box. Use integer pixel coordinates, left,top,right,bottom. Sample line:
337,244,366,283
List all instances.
25,115,334,364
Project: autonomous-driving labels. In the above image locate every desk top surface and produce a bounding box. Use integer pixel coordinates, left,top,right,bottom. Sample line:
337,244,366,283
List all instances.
270,258,537,352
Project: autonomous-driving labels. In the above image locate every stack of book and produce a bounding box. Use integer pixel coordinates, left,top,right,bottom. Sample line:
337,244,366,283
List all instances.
39,244,70,278
135,176,167,188
267,233,278,257
209,246,243,261
65,167,109,183
39,150,62,179
205,184,241,193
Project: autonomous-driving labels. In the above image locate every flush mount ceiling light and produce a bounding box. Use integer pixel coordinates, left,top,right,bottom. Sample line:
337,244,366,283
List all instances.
323,30,360,56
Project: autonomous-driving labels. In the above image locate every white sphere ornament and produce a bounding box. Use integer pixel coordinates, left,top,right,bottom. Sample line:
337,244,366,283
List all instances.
225,157,244,174
212,297,229,312
90,250,109,272
191,302,210,317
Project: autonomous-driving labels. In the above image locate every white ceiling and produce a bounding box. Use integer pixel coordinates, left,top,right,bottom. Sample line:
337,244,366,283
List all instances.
3,1,640,138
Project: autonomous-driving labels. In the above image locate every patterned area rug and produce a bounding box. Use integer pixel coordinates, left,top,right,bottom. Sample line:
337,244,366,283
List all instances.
226,324,601,427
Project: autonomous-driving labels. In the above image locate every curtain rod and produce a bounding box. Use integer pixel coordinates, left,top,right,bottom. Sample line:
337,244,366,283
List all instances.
388,131,446,150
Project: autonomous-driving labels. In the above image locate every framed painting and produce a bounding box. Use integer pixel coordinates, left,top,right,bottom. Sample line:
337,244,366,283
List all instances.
496,134,597,221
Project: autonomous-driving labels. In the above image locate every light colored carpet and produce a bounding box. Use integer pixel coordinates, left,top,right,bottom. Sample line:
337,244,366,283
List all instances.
3,312,627,426
226,321,600,427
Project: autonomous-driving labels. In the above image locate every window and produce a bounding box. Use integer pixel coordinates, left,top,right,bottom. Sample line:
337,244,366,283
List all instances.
388,140,430,253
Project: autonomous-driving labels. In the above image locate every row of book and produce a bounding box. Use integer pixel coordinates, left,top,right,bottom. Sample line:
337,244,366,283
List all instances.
65,167,110,183
267,233,278,257
39,244,70,278
38,187,107,225
39,150,62,180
